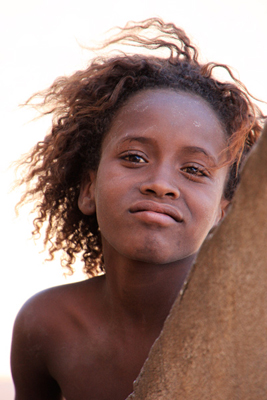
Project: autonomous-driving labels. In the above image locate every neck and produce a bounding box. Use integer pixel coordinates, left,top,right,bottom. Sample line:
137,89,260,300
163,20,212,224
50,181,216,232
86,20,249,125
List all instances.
103,251,196,331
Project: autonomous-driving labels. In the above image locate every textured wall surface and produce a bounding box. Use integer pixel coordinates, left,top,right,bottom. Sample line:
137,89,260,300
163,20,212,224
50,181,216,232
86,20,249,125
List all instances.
127,124,267,400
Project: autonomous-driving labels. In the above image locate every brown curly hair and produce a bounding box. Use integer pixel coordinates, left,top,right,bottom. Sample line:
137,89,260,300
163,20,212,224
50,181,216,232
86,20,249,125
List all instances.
16,18,265,276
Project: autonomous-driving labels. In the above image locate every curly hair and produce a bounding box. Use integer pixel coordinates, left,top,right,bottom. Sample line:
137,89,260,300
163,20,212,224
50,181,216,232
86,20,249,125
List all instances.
16,18,265,276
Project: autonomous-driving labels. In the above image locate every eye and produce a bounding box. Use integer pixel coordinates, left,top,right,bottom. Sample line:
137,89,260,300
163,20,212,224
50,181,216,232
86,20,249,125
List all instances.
181,165,209,178
121,152,147,164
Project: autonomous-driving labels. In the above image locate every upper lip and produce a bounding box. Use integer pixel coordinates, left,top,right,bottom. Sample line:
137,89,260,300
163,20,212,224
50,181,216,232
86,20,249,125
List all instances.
129,201,183,223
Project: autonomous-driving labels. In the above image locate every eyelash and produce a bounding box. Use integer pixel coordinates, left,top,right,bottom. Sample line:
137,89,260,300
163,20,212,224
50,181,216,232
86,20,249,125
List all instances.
121,152,147,164
120,153,209,178
181,165,209,179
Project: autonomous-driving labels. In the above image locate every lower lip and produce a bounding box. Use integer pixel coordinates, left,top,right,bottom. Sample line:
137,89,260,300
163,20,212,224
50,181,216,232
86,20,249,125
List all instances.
133,211,176,226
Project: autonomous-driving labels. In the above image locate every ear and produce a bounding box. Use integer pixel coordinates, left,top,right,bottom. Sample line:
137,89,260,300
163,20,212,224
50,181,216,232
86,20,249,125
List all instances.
78,171,97,216
215,197,231,226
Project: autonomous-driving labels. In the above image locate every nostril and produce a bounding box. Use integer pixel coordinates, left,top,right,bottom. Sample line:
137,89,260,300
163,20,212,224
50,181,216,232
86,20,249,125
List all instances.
140,180,180,199
166,191,176,198
145,188,156,195
141,186,180,199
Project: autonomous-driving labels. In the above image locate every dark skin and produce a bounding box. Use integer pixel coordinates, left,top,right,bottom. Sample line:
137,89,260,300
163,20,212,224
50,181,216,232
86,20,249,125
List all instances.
11,90,229,400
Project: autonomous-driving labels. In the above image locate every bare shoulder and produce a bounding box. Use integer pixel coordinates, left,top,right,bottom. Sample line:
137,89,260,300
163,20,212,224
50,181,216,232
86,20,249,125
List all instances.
11,276,105,400
13,276,103,335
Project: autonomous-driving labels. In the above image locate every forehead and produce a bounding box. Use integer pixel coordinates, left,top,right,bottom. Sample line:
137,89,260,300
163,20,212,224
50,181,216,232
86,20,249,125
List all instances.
103,89,226,154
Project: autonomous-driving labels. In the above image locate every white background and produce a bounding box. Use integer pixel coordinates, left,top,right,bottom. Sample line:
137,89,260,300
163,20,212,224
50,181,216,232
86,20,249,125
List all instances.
1,0,266,397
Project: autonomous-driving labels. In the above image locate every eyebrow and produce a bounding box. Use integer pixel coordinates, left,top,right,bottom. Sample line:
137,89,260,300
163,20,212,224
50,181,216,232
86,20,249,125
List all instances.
118,137,218,166
182,146,211,158
182,146,218,166
119,136,154,145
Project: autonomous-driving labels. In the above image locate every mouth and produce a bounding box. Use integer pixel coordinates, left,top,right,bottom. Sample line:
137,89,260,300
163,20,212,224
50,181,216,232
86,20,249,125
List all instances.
129,201,183,223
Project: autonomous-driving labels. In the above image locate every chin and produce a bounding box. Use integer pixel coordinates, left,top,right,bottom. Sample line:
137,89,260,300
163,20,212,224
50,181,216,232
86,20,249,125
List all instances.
130,243,178,265
129,239,198,266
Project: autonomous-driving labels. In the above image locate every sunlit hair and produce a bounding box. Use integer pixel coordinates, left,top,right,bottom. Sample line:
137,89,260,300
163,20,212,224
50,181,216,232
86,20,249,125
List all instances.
16,18,265,276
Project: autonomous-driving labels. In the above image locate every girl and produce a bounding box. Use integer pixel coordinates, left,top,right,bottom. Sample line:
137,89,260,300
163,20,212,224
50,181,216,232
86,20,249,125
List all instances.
11,18,265,400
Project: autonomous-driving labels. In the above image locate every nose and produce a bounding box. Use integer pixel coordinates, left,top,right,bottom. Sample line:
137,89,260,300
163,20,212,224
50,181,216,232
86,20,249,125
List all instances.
139,167,180,199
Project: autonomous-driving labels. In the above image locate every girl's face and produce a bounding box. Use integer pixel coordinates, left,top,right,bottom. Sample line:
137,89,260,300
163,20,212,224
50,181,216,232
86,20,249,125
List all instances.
79,89,229,265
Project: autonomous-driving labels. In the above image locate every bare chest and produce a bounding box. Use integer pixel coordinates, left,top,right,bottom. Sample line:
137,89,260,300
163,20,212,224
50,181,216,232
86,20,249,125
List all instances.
46,322,152,400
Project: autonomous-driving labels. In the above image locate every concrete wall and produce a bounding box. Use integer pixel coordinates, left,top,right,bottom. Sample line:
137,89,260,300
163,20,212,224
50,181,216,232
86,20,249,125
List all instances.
127,124,267,400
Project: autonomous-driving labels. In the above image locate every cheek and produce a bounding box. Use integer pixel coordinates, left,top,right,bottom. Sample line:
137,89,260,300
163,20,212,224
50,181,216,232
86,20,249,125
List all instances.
189,187,223,232
94,177,124,230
